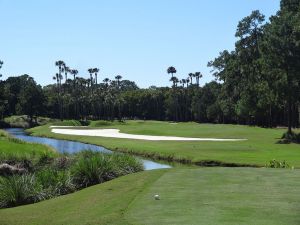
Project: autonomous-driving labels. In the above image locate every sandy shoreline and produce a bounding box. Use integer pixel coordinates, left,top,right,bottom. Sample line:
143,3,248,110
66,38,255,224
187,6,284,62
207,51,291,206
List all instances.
51,127,247,142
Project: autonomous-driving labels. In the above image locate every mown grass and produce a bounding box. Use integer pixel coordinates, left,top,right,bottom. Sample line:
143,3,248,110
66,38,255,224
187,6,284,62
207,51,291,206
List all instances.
29,120,300,167
126,168,300,225
0,167,299,225
0,169,166,225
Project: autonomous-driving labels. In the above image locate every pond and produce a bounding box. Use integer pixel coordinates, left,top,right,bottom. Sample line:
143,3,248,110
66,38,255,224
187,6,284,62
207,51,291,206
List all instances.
5,128,171,171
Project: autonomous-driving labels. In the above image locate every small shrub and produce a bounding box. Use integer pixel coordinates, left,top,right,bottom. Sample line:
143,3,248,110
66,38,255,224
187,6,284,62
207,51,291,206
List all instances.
51,120,83,126
91,120,113,127
110,153,143,176
54,156,73,170
281,132,300,143
71,152,114,188
36,168,75,197
71,151,143,188
0,174,44,208
267,159,291,169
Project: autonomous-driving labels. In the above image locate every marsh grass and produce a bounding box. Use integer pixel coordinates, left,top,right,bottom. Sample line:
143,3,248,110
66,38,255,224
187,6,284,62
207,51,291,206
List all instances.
0,150,143,208
0,174,44,208
71,151,143,188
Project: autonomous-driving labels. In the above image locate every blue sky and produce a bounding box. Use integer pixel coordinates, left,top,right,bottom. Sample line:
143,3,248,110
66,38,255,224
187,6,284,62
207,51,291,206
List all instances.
0,0,280,88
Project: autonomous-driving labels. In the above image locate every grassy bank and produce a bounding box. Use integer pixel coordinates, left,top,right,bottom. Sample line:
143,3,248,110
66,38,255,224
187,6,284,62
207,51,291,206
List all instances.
0,130,56,159
0,167,299,225
28,120,300,167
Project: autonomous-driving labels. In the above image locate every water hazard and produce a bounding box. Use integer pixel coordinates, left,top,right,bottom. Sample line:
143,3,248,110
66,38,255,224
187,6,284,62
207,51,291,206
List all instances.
5,128,171,171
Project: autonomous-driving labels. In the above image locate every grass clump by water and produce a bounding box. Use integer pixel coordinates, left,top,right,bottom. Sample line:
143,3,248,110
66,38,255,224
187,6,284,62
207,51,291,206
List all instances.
0,174,44,208
71,151,143,188
0,150,143,208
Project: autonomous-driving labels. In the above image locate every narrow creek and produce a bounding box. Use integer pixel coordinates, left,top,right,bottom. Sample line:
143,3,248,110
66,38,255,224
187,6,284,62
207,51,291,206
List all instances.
5,128,171,171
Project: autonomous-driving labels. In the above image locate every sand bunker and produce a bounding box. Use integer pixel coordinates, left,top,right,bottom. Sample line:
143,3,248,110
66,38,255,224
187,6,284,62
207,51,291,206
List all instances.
51,127,247,142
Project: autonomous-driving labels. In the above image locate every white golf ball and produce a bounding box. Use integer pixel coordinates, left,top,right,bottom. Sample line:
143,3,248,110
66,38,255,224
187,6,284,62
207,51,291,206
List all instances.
154,194,160,200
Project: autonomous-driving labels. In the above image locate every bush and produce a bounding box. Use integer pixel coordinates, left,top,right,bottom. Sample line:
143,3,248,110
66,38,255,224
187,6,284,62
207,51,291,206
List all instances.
266,159,291,169
36,168,75,197
51,120,85,126
110,153,144,176
0,174,44,208
71,152,114,188
281,132,300,143
71,151,143,188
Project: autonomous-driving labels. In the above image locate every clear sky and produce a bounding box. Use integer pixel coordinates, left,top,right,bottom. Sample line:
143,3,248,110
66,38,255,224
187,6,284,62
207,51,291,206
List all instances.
0,0,280,88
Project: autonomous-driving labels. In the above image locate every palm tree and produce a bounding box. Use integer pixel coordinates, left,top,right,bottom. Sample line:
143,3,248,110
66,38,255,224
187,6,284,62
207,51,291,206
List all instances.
53,72,64,120
88,68,94,86
186,78,190,88
115,75,122,89
55,61,65,73
188,73,194,85
180,79,186,88
103,78,110,88
0,60,3,79
170,76,179,87
55,60,65,87
174,77,179,87
194,72,203,87
93,68,100,85
167,66,177,78
63,65,70,82
70,69,78,81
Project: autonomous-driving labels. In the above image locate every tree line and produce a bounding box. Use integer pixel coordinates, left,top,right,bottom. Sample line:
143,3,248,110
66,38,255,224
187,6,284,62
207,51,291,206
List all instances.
0,0,299,133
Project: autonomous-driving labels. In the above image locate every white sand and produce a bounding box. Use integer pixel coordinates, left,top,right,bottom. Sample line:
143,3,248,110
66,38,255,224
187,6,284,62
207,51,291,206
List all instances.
51,127,247,142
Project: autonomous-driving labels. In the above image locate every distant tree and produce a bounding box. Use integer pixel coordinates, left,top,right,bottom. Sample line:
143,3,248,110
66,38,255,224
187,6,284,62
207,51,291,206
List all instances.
186,77,190,88
170,76,179,87
0,60,3,79
262,0,300,133
63,65,70,83
115,75,122,89
188,73,194,85
180,79,186,88
70,69,78,81
195,72,203,87
103,78,110,88
18,77,45,125
88,68,94,87
54,60,65,120
167,66,177,78
93,68,100,85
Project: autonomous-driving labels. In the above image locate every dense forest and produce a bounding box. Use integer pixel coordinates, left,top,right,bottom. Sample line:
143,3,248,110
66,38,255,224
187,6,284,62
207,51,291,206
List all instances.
0,0,299,132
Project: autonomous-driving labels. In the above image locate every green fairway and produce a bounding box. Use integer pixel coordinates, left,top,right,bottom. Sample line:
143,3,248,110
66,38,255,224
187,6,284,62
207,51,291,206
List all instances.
29,120,300,167
0,130,56,158
0,167,299,225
